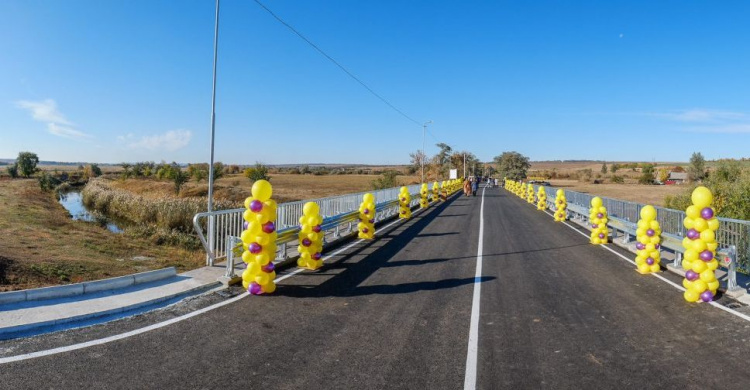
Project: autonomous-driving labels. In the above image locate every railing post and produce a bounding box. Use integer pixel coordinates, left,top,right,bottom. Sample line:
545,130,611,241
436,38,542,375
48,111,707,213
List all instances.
673,251,682,268
727,245,739,292
225,236,237,278
208,214,216,266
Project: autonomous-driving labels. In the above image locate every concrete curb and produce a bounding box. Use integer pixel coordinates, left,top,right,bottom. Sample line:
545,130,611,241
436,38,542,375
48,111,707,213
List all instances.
0,280,221,339
0,267,177,305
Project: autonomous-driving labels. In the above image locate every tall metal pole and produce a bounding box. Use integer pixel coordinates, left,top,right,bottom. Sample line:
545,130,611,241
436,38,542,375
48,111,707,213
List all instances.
463,153,466,178
206,0,220,266
421,123,425,183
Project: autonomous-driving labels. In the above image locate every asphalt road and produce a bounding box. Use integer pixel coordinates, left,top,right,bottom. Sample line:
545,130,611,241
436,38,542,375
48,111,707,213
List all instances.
2,186,750,389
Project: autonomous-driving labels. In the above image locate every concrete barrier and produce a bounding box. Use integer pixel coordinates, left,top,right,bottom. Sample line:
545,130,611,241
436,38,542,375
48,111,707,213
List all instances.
0,267,177,305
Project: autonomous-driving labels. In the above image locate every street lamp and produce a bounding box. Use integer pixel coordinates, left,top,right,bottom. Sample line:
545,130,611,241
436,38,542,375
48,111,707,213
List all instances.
422,120,432,183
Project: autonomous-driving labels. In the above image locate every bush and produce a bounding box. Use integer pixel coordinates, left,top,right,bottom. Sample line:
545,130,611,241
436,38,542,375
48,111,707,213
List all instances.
16,151,39,177
371,171,399,190
576,169,593,182
610,175,624,183
6,164,18,178
639,164,655,184
244,162,271,182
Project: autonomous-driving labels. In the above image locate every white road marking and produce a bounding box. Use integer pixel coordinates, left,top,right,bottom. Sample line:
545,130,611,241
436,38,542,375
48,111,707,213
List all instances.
464,186,485,390
547,210,750,324
0,199,435,364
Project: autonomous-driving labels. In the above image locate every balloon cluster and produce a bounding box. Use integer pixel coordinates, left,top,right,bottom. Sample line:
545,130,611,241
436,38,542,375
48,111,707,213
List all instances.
589,197,609,245
358,193,376,239
554,189,567,222
419,183,429,209
240,180,278,295
440,181,447,201
297,201,324,270
520,182,527,199
635,205,661,274
536,186,547,211
681,186,720,303
432,181,439,203
399,186,412,219
526,183,535,204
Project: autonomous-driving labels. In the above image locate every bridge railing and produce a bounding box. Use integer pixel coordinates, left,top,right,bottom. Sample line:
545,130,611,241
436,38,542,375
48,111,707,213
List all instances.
193,183,426,266
535,184,750,269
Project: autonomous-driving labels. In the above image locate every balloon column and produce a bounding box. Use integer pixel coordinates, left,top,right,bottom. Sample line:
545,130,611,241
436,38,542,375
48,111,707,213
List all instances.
357,193,376,240
399,186,412,219
536,186,547,211
419,183,429,209
554,189,567,222
681,186,720,303
589,197,609,244
635,205,661,274
520,182,527,199
527,183,535,204
297,201,324,270
432,181,439,203
240,180,278,295
440,181,447,201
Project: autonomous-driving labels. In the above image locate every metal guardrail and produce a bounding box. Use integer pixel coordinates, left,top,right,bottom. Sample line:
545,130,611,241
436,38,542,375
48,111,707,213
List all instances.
536,184,750,269
193,183,430,266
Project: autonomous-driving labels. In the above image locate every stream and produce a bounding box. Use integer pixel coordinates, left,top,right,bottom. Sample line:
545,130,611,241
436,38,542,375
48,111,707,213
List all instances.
57,190,124,233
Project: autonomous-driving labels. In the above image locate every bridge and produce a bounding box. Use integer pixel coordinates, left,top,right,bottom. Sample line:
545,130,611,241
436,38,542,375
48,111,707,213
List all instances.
2,185,750,389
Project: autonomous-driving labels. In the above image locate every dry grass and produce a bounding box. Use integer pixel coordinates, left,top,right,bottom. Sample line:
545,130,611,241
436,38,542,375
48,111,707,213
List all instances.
0,179,204,291
548,179,687,206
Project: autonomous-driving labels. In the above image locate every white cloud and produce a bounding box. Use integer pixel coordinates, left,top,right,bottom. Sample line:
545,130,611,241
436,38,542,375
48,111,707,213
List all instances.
127,130,192,151
684,124,750,134
16,99,72,125
47,123,90,139
650,109,745,123
15,98,91,140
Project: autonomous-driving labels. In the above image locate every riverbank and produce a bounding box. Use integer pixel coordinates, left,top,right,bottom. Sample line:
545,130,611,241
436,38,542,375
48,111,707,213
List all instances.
0,179,204,291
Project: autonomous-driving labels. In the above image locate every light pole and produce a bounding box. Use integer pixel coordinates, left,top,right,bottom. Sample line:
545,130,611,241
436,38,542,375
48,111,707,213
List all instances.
463,153,466,178
421,120,432,183
206,0,220,266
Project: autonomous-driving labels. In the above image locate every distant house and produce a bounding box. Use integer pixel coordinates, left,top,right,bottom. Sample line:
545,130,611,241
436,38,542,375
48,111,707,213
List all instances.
666,172,688,185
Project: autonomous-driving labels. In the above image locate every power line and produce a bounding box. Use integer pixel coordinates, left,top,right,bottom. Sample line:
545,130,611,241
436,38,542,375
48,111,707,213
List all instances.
252,0,421,126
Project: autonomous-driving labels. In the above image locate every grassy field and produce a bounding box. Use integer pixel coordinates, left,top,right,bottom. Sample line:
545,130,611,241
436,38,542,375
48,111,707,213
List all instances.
547,179,686,206
0,178,203,291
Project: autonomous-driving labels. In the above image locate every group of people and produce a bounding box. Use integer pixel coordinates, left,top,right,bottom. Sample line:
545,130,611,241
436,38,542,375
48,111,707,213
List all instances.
462,176,501,196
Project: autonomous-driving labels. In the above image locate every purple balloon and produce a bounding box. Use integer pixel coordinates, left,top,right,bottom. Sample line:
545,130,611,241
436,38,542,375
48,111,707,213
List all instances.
687,229,699,240
302,238,312,247
369,219,374,224
313,252,322,260
313,225,322,233
261,263,275,273
401,197,406,202
646,257,654,265
636,242,645,250
685,270,699,281
262,221,276,234
700,207,714,220
243,221,249,230
249,200,263,213
364,209,370,215
597,213,603,218
249,242,262,254
401,210,406,215
655,244,660,249
592,224,598,229
362,228,369,233
598,233,605,239
699,250,713,261
700,290,714,302
249,282,262,295
646,229,655,237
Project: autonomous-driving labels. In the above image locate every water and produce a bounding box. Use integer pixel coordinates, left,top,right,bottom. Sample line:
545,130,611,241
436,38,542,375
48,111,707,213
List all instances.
58,190,123,233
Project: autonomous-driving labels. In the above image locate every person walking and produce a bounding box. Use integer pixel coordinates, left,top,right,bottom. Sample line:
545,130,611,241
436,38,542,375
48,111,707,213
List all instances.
471,177,479,196
463,177,471,197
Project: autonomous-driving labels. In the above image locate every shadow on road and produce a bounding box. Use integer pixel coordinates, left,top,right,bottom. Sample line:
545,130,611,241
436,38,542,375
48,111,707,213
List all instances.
276,195,495,298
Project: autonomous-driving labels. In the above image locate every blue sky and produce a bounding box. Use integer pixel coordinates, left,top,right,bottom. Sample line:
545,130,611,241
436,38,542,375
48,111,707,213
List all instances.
1,0,749,165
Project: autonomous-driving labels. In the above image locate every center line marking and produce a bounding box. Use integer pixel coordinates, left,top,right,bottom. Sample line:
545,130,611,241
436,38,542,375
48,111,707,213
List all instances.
464,185,485,390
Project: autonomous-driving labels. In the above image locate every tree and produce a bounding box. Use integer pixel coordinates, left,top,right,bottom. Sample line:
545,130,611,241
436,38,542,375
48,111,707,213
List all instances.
173,169,189,195
601,163,608,174
611,163,619,173
16,151,39,177
451,151,478,178
6,164,19,178
688,152,706,182
244,162,271,182
639,164,655,184
409,150,427,178
657,168,669,183
493,151,530,181
371,171,399,190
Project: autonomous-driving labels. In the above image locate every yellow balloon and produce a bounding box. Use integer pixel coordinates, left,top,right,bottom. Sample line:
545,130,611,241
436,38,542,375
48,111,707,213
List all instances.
251,179,273,202
707,242,718,252
691,186,713,209
683,217,695,229
638,264,650,273
650,264,660,273
682,259,692,270
707,218,720,231
242,269,254,282
706,259,718,271
591,197,603,208
682,278,691,289
690,280,707,293
707,280,720,291
303,202,319,216
640,205,657,221
255,272,270,285
261,282,276,294
699,270,715,282
700,229,715,243
684,290,699,302
686,205,700,219
691,260,707,273
693,218,708,232
244,197,255,210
